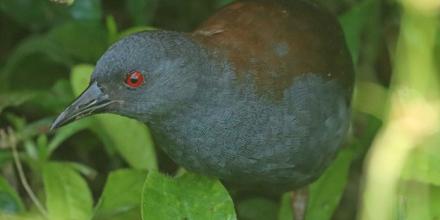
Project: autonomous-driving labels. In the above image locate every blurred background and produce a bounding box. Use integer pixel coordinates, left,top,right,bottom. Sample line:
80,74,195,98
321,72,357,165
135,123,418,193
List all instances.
0,0,439,220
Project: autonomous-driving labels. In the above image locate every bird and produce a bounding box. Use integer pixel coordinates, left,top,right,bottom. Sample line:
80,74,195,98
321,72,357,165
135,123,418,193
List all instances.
51,0,354,216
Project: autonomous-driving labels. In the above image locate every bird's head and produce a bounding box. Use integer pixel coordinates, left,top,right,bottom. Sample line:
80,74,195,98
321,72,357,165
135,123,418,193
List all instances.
51,31,206,130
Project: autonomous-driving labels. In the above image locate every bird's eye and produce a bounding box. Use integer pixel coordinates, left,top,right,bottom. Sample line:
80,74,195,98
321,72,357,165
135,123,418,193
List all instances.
124,71,144,88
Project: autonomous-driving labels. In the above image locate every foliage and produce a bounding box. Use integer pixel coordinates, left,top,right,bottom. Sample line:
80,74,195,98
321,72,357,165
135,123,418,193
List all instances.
0,0,439,220
142,171,236,220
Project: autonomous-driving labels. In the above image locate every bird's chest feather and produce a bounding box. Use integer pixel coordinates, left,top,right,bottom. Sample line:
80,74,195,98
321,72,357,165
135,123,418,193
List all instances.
149,73,350,187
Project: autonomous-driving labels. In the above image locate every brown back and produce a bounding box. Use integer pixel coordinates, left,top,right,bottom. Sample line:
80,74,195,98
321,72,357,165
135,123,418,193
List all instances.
192,0,354,99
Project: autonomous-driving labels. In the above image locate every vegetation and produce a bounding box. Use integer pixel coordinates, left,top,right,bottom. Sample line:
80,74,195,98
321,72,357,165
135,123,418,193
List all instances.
0,0,439,219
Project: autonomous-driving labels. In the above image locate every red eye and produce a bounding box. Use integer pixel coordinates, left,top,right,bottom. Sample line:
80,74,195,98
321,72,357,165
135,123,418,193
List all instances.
125,71,144,88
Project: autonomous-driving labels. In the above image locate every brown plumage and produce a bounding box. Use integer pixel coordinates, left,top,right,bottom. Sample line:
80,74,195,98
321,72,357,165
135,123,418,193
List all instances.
192,0,354,99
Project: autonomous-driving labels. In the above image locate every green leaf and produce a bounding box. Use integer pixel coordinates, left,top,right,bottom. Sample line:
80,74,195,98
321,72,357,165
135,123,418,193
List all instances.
70,65,157,170
43,162,93,220
94,115,158,170
305,147,354,220
237,197,278,220
0,176,25,214
94,169,147,220
142,171,236,220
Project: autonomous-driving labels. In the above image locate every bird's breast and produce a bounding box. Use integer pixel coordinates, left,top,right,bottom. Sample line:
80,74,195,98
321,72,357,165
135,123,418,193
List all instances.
149,73,351,190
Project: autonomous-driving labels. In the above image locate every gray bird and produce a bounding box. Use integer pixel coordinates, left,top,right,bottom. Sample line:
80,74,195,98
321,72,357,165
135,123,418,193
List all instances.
51,0,354,194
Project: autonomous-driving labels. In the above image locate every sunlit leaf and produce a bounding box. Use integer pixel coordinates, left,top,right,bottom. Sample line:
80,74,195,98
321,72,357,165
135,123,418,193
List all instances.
94,169,147,220
142,171,236,220
43,162,93,220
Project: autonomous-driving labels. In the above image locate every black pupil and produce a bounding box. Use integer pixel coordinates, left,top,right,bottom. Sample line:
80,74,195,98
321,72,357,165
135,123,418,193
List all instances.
130,74,139,84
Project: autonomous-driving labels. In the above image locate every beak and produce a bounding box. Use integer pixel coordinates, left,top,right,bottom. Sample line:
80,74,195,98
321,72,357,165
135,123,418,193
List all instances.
50,81,111,131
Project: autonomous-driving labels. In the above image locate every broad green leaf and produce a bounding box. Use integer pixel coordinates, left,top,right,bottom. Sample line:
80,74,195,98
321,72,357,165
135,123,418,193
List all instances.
142,171,236,220
43,162,93,220
305,147,354,220
93,115,158,170
94,169,147,220
70,65,157,170
237,197,278,220
0,176,25,214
